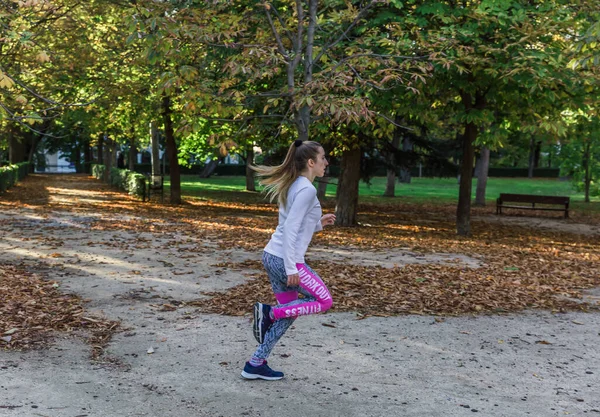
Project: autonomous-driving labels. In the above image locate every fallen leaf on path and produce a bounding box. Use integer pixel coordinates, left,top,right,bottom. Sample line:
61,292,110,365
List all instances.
2,174,599,355
0,263,119,356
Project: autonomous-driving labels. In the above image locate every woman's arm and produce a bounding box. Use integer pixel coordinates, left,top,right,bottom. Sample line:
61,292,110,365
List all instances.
281,186,317,277
320,213,336,227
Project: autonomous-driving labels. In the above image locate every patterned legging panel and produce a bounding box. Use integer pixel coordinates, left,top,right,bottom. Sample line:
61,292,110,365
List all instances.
253,251,333,360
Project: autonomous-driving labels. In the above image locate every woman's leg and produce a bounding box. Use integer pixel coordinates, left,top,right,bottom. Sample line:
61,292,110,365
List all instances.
252,291,297,361
251,254,333,361
270,263,333,319
251,253,298,361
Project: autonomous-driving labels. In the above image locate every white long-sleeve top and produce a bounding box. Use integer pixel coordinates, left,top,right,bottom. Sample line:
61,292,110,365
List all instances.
264,176,323,275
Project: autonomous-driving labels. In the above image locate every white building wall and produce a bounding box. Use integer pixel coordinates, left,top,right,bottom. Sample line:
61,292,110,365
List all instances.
38,151,75,173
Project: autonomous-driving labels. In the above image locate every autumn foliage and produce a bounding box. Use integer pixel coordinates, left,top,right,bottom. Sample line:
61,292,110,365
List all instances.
0,264,118,355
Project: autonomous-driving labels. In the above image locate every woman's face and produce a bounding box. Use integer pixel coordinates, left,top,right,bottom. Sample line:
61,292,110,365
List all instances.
312,147,329,177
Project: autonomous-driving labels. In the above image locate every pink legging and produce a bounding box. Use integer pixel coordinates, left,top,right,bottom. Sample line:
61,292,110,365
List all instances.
271,264,333,319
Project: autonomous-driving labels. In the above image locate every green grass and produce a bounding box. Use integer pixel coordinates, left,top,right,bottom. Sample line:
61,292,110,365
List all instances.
165,175,600,215
356,177,598,202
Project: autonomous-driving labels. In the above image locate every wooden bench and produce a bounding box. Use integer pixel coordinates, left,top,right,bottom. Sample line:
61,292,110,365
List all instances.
496,193,570,218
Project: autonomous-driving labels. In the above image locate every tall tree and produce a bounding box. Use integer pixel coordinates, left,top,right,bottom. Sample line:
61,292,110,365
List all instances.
474,146,490,206
132,1,427,220
416,0,586,235
560,109,600,203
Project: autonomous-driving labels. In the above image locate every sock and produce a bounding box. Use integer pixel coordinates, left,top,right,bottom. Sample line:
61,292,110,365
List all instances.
249,357,265,367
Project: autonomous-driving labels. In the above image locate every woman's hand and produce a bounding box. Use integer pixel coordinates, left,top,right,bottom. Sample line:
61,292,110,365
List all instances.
287,273,299,286
321,213,336,227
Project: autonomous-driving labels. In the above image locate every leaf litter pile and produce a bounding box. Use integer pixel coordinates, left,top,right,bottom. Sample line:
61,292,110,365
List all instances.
1,174,599,351
198,254,597,317
0,263,119,356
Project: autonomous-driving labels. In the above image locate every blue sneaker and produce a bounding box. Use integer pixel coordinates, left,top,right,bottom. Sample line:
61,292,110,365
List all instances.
241,361,284,380
253,302,273,344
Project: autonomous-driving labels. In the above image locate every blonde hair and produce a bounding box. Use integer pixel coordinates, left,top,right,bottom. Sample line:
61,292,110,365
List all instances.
252,140,323,207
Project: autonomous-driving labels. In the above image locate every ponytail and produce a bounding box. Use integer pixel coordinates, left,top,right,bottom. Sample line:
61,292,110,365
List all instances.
252,140,322,207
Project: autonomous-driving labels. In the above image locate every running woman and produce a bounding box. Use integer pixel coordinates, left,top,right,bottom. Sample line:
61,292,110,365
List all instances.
241,140,336,381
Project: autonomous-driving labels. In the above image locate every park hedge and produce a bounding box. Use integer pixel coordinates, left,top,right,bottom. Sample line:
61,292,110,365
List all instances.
0,162,31,193
91,164,146,199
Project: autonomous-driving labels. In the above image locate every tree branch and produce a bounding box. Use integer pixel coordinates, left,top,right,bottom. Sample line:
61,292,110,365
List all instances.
292,0,304,70
304,0,318,84
265,6,290,62
272,105,294,141
266,2,296,47
328,53,430,74
196,114,287,123
0,102,68,138
314,0,384,64
2,70,95,108
373,112,416,131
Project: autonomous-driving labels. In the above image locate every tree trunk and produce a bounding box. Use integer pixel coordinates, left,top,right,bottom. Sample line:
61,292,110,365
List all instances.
9,127,26,164
384,169,396,197
383,133,401,197
97,134,104,164
103,136,112,183
295,106,310,142
73,144,82,173
533,140,542,168
84,140,92,174
474,146,490,207
162,95,181,204
457,124,476,236
112,141,118,169
474,152,482,178
457,88,485,236
129,126,136,171
456,88,485,236
116,150,124,169
584,175,590,203
27,133,39,173
245,147,256,192
150,121,161,177
527,135,535,179
583,142,591,203
293,0,317,143
399,134,413,184
334,146,361,226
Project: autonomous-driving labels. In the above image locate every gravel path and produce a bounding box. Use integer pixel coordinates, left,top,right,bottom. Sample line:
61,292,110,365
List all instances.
1,174,599,417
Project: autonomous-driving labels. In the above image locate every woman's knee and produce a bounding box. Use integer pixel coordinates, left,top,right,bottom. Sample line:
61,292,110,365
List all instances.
321,297,333,312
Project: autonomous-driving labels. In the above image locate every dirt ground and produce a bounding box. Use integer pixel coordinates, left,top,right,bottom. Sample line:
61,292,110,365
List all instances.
1,174,600,417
